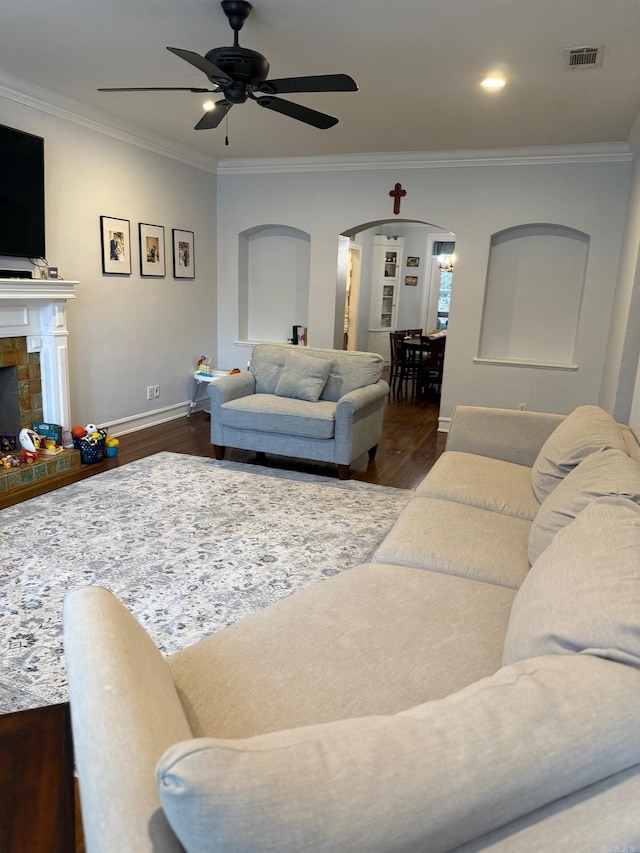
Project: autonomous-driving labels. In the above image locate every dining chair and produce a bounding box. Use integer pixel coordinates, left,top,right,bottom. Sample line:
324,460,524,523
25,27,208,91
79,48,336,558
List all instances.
407,328,423,337
401,336,429,398
419,336,446,397
389,332,405,394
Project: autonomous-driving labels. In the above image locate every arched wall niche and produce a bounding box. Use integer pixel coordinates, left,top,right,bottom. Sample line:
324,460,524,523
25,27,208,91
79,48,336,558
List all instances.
238,224,311,344
478,223,590,366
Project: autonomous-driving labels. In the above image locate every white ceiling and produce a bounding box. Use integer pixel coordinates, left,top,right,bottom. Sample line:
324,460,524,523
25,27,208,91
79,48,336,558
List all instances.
1,0,640,165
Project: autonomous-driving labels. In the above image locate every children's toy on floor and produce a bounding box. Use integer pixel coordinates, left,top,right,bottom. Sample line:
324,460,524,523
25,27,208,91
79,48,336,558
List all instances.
105,435,119,458
71,423,108,464
195,355,213,377
33,421,64,454
0,453,20,469
19,428,40,463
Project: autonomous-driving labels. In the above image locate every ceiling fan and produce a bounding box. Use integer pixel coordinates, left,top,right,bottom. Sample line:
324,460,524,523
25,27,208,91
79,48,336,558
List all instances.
98,0,358,131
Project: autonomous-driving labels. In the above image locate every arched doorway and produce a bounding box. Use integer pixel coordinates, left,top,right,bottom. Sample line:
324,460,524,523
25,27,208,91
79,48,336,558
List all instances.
337,219,455,357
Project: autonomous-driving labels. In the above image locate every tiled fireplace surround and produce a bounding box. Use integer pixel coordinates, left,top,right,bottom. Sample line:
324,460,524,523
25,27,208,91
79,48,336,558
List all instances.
0,280,78,493
0,336,44,432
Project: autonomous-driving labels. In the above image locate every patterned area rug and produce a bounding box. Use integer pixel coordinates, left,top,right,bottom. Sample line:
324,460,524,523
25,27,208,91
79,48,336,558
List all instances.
0,452,412,713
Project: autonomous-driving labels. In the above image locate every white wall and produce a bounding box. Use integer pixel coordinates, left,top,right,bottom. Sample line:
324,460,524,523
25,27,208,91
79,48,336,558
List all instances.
0,85,217,433
217,151,632,424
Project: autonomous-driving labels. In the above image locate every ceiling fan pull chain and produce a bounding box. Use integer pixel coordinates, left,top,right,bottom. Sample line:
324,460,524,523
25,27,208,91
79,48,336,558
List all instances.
225,112,229,146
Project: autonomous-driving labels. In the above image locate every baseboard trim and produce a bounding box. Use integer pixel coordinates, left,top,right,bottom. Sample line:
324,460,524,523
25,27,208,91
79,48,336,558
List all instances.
99,401,197,437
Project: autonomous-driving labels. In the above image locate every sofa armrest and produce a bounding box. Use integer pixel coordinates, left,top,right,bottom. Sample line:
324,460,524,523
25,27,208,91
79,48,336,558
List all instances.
446,406,565,467
64,587,191,853
335,379,390,420
333,381,388,465
208,372,256,407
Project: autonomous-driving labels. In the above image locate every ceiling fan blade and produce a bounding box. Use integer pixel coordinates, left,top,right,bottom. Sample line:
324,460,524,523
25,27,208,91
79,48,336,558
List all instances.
194,100,233,130
98,87,217,93
258,74,358,95
256,96,338,129
167,47,232,83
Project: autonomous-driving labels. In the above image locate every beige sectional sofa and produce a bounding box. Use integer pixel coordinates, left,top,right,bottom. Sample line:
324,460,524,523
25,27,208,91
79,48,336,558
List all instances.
64,404,640,851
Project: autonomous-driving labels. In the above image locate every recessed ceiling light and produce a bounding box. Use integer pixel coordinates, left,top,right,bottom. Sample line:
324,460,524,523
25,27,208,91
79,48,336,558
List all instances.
481,76,506,91
203,100,216,111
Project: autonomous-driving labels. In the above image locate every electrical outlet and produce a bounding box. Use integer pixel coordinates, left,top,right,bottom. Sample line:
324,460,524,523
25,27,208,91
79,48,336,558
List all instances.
518,402,527,411
147,385,154,401
153,385,160,399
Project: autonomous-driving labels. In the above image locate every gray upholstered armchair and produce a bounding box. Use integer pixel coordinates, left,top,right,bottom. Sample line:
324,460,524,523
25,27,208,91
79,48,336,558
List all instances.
208,343,388,478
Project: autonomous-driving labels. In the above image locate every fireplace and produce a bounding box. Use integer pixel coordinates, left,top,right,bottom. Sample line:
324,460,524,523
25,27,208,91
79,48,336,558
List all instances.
0,364,23,437
0,279,77,445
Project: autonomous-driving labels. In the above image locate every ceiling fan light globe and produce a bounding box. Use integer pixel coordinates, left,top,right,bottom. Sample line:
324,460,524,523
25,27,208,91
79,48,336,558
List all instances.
481,75,506,90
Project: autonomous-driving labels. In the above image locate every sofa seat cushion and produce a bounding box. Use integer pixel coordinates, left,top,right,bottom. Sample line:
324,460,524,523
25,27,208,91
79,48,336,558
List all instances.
158,654,640,853
529,447,640,564
274,351,332,402
220,394,336,439
531,405,626,503
372,497,531,589
168,562,515,740
417,451,540,520
505,496,640,668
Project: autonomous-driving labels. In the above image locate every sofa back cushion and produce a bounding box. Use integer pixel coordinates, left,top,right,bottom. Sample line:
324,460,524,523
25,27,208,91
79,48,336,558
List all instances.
528,448,640,564
274,352,332,402
157,652,640,853
531,405,627,503
505,496,640,668
250,344,383,402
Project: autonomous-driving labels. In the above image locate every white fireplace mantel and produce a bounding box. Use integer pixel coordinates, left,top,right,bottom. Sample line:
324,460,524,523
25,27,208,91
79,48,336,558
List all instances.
0,279,78,301
0,278,78,443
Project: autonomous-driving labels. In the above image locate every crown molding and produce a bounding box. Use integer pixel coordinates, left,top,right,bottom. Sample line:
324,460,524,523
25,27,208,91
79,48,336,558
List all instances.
0,71,219,174
628,110,640,156
216,143,633,175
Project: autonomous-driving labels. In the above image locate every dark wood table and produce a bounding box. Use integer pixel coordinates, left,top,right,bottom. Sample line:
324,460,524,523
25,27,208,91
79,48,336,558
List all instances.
0,702,77,852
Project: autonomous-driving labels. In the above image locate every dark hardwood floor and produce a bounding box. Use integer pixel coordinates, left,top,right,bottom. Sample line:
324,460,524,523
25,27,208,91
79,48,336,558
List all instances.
0,390,447,509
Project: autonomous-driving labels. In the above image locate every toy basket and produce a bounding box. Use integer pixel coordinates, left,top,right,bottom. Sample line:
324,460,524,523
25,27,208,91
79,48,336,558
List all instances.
73,428,107,464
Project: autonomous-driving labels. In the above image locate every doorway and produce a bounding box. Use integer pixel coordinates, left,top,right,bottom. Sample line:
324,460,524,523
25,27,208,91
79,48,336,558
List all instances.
344,243,362,350
338,219,455,352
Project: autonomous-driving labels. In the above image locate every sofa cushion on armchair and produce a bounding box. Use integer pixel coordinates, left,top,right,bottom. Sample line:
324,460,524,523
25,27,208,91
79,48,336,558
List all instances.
505,496,640,668
528,448,640,564
157,654,640,853
531,405,626,503
274,352,333,402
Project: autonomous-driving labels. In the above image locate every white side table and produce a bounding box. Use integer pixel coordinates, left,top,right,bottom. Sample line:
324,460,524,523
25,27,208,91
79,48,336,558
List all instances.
188,371,230,417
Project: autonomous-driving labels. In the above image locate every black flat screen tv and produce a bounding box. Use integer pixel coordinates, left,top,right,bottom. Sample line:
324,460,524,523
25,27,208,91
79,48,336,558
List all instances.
0,123,46,259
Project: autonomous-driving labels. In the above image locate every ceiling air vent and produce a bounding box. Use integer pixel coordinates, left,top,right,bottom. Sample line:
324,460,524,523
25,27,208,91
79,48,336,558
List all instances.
564,45,604,69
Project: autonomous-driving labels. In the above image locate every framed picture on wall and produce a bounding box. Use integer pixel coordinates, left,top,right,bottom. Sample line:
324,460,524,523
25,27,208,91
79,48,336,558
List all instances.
407,256,420,267
172,229,195,279
405,275,418,286
100,216,131,275
139,223,166,277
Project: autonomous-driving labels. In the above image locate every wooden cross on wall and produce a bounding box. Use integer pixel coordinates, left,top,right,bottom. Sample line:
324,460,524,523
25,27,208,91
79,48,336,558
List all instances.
389,182,406,215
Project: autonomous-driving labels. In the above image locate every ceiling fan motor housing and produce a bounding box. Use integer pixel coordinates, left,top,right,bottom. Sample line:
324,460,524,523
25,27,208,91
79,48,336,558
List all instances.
205,46,269,89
